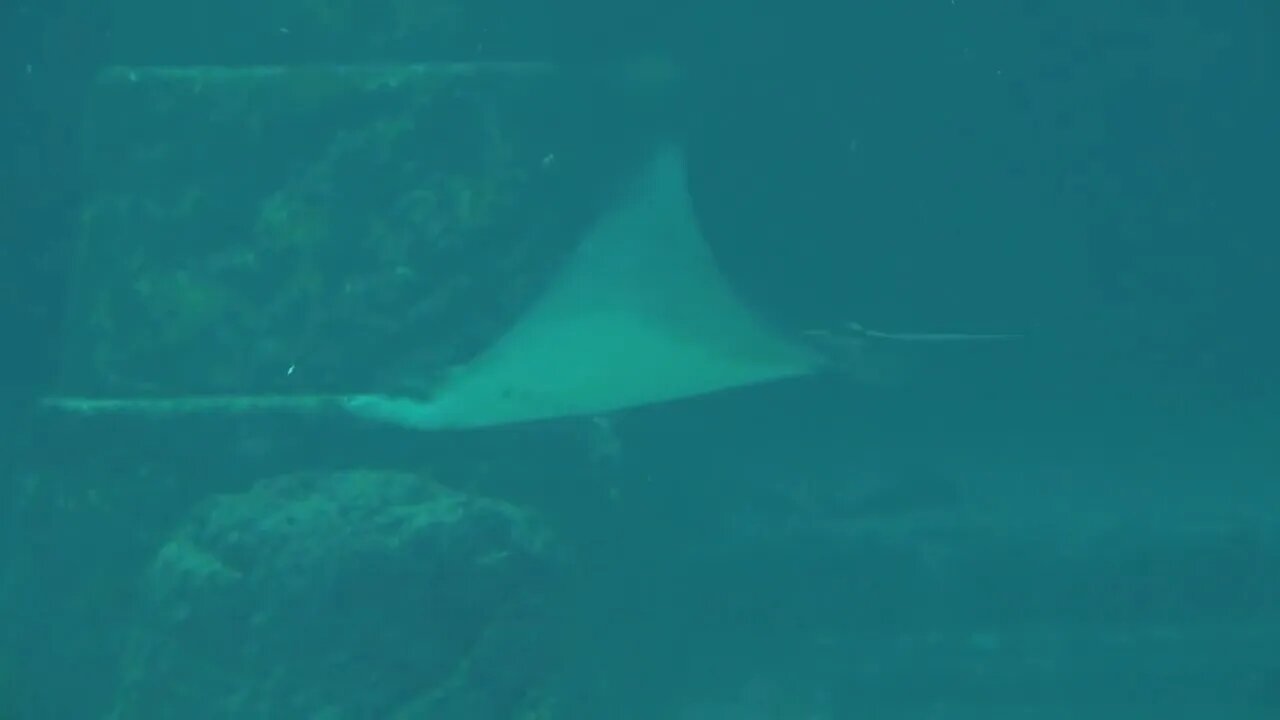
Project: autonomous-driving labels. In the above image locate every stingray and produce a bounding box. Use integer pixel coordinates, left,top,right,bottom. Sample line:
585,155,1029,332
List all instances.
44,144,1015,431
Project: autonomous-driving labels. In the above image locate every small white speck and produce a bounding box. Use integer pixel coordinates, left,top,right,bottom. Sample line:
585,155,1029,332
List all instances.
24,64,32,75
279,27,290,35
541,153,556,167
286,364,295,376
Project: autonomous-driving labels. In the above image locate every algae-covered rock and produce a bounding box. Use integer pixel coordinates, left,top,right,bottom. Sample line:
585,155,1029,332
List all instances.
66,63,652,397
111,470,568,720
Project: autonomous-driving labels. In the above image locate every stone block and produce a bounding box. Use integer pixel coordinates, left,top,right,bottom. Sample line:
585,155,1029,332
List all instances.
110,470,567,719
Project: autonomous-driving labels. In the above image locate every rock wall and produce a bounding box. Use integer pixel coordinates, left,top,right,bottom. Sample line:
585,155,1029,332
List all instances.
62,62,662,397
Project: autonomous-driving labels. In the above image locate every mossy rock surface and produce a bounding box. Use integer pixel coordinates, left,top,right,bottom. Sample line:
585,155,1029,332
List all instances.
110,470,568,720
65,63,654,396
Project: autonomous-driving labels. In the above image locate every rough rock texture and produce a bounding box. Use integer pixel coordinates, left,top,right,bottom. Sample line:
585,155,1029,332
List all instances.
110,470,567,720
63,63,661,397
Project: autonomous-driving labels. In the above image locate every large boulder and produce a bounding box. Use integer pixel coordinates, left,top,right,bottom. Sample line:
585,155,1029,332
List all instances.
111,470,567,719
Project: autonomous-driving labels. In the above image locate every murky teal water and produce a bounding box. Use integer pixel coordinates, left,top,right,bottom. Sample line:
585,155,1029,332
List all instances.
2,2,1277,718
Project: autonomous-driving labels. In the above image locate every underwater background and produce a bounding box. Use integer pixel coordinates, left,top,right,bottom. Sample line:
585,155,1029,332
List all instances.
2,1,1278,718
